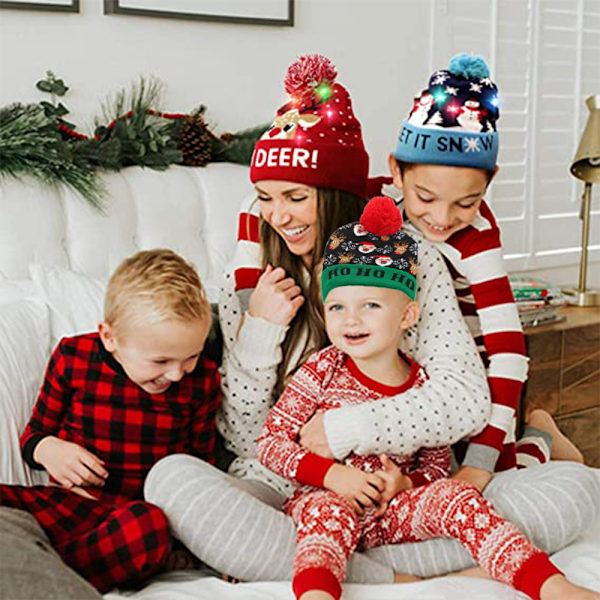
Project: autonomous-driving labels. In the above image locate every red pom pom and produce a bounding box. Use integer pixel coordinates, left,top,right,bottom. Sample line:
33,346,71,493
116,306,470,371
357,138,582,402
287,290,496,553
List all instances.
360,196,403,236
284,54,337,104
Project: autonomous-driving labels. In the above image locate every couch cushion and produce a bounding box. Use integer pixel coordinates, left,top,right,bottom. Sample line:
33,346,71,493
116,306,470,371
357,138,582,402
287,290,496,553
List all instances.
30,263,105,351
0,298,50,485
0,164,253,293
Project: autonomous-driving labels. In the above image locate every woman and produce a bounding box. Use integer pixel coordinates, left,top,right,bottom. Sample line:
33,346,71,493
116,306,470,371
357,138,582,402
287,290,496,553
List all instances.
145,55,598,582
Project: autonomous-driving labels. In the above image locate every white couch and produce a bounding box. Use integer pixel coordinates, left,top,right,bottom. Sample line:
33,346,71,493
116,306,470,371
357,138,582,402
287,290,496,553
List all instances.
1,164,599,600
0,163,253,486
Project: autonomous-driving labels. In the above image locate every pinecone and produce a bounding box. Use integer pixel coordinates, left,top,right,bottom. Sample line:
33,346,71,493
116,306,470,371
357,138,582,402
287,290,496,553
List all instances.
178,113,213,166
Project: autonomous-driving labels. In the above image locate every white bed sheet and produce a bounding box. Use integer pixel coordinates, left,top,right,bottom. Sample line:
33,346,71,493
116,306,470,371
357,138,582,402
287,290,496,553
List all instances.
105,470,600,600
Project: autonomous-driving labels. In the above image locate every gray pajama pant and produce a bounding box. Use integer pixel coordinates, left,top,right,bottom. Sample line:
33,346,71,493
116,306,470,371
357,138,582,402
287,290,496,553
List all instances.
144,456,599,582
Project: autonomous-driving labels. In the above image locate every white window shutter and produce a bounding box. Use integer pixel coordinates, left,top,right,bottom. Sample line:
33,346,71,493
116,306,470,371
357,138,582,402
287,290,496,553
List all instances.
432,0,600,272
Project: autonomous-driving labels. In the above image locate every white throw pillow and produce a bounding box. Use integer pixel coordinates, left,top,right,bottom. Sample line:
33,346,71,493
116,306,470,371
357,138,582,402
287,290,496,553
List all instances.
0,299,50,485
29,264,106,350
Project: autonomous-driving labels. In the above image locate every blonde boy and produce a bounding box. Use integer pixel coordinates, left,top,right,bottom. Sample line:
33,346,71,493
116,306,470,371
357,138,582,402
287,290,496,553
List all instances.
0,249,219,592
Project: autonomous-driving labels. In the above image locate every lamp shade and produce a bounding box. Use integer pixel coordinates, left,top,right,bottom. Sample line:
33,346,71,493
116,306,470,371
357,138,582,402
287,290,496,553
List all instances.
570,94,600,184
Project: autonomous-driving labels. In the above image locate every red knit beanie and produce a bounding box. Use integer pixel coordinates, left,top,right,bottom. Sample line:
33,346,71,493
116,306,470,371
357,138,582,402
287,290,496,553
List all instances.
250,54,369,199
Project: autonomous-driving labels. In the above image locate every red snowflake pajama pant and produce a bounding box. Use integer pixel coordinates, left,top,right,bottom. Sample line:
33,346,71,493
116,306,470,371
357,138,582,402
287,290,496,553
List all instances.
0,484,170,593
287,479,561,600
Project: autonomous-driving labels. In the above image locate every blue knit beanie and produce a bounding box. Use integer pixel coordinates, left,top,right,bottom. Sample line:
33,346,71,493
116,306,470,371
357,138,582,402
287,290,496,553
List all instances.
394,53,500,171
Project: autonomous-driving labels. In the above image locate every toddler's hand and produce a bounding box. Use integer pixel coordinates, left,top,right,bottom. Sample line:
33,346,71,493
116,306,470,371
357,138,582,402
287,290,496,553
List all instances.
34,436,108,490
373,454,412,517
323,463,384,515
248,265,304,326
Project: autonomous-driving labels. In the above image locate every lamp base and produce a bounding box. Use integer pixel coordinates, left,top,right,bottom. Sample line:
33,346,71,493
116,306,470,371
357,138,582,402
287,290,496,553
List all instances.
562,288,600,307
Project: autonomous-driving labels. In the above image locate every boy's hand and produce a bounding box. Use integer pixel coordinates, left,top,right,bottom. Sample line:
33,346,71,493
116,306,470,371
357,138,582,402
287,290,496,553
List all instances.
248,264,304,326
34,436,108,489
373,454,412,517
452,465,492,492
323,463,384,515
68,486,100,500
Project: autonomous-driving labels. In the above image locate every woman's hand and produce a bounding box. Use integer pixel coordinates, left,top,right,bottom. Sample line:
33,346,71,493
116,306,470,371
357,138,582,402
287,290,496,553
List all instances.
34,436,108,490
323,463,384,515
248,264,304,326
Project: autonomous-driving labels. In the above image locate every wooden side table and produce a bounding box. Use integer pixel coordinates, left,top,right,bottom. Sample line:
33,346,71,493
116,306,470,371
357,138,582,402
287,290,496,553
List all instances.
522,306,600,467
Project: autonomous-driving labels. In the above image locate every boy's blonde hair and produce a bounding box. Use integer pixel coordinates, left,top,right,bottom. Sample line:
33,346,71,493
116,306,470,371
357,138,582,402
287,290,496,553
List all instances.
104,249,210,336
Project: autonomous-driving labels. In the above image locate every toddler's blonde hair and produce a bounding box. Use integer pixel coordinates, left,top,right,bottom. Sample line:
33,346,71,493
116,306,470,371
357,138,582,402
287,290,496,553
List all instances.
104,249,210,337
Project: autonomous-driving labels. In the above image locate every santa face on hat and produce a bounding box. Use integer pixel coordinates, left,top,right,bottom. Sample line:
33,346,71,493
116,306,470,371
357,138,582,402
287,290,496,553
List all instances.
358,242,376,254
374,255,393,267
354,223,368,236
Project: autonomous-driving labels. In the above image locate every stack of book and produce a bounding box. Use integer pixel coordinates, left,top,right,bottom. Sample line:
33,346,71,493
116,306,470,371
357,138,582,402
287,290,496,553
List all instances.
509,277,567,328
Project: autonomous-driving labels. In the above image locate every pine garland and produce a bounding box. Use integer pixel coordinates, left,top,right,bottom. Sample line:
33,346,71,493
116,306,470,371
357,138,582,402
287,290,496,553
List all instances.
212,123,269,165
0,72,270,209
92,76,182,170
0,103,104,208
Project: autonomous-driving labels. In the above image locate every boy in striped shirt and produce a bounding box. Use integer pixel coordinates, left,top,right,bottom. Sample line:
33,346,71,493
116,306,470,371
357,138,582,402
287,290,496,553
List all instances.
389,53,583,492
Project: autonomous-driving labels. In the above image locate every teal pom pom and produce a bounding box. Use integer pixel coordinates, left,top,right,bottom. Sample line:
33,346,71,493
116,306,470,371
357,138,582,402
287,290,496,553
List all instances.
448,53,490,79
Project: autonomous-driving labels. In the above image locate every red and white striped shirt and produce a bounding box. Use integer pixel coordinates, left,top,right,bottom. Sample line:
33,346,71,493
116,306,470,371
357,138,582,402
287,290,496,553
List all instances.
407,200,529,472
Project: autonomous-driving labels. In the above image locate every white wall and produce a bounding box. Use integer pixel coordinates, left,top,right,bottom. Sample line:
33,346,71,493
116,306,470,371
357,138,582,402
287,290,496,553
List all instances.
0,0,597,287
0,0,431,176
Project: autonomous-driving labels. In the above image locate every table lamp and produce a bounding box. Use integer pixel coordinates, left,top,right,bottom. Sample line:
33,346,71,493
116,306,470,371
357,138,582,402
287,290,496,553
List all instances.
563,94,600,307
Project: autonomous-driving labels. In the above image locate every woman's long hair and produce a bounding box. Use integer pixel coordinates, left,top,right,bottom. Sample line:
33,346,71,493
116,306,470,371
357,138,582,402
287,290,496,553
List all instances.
259,188,364,399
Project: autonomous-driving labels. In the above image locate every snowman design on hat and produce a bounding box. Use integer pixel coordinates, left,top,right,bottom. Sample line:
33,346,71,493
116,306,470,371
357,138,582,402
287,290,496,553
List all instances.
456,98,487,133
408,92,436,126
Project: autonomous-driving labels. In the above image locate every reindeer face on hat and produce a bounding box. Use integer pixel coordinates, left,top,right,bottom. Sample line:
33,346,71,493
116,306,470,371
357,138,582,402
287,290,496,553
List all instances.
322,196,419,302
262,108,322,141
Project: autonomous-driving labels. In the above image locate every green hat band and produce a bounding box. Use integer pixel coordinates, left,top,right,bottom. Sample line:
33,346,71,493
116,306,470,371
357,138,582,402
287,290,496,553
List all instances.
321,263,417,302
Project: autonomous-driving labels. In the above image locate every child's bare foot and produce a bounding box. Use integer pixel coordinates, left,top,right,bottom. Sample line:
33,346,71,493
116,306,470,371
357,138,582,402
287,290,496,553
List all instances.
527,409,584,463
299,591,335,600
394,572,422,583
540,573,600,600
445,566,489,579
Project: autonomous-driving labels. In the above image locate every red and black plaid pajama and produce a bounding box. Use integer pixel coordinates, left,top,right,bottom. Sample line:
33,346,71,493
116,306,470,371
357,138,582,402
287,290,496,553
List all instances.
1,333,220,592
0,485,169,592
